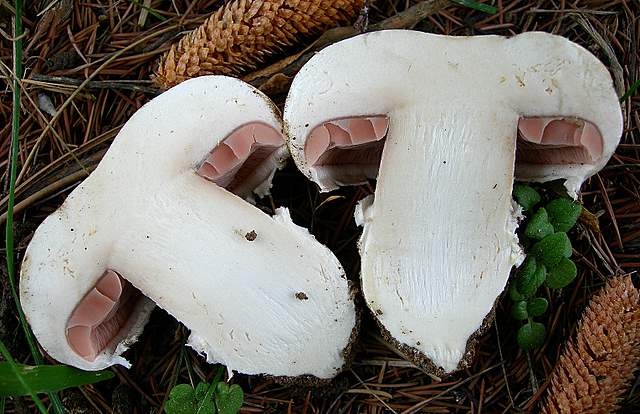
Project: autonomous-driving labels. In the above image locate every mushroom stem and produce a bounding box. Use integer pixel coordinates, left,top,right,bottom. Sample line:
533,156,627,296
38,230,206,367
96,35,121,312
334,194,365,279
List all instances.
358,107,521,371
105,174,353,377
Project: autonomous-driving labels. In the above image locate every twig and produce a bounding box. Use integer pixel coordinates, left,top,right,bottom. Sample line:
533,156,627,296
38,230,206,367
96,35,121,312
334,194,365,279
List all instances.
525,351,538,394
596,174,624,251
28,74,162,95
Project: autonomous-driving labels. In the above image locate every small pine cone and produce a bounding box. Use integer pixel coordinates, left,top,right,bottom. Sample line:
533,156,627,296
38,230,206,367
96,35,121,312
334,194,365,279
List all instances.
541,275,640,413
154,0,364,88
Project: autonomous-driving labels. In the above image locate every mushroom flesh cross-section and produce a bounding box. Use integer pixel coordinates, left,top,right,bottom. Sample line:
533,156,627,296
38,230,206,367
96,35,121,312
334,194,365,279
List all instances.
20,76,357,379
283,31,622,374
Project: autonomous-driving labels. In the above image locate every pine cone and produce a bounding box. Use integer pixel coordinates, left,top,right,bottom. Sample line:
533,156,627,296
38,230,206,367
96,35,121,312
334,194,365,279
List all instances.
153,0,364,88
541,275,640,413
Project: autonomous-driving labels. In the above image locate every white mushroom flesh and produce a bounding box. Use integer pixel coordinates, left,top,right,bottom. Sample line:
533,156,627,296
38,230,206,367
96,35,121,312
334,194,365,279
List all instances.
283,31,622,373
21,76,356,379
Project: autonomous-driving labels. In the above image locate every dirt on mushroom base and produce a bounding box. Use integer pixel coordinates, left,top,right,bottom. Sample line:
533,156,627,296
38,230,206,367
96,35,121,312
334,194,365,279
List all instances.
3,0,639,412
374,297,500,378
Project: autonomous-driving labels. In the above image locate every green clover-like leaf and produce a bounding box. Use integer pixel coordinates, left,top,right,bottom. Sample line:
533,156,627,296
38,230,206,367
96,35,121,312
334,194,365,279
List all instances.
524,208,555,240
546,257,578,289
195,382,209,401
531,232,572,267
195,399,215,414
165,384,197,414
533,262,547,290
516,257,538,297
509,283,524,301
546,198,582,232
517,322,546,351
195,382,216,414
215,383,244,414
513,184,541,211
527,297,549,317
511,301,528,320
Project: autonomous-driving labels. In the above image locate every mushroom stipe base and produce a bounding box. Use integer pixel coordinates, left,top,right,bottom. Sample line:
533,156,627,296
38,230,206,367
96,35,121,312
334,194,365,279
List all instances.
374,295,499,379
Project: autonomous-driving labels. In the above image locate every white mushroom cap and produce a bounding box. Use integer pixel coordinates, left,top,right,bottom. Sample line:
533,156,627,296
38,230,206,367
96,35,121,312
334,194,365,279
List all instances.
21,76,356,378
284,31,622,373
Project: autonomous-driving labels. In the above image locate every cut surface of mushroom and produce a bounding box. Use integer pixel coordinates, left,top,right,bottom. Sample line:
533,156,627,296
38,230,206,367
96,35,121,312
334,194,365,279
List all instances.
283,31,622,374
304,116,389,188
197,122,287,197
517,117,603,165
64,118,287,364
22,76,356,378
66,270,141,361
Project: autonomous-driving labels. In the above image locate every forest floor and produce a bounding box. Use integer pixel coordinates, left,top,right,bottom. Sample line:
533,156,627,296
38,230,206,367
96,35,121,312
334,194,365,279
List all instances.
1,0,639,412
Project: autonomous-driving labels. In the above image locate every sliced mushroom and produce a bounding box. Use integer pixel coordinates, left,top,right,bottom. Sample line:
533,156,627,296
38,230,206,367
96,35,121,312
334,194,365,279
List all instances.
283,31,622,374
21,76,357,379
197,121,288,198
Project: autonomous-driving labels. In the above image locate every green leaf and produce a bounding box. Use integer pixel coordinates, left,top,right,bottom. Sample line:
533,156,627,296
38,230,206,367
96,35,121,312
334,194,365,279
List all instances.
195,381,216,414
509,283,524,301
527,297,549,317
524,208,555,240
0,341,47,413
511,301,528,320
517,322,546,350
215,383,244,414
533,262,547,290
194,382,209,401
0,363,114,397
531,233,572,267
546,198,582,232
513,184,541,211
516,257,538,297
546,258,578,289
620,78,640,103
451,0,498,14
165,384,197,414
